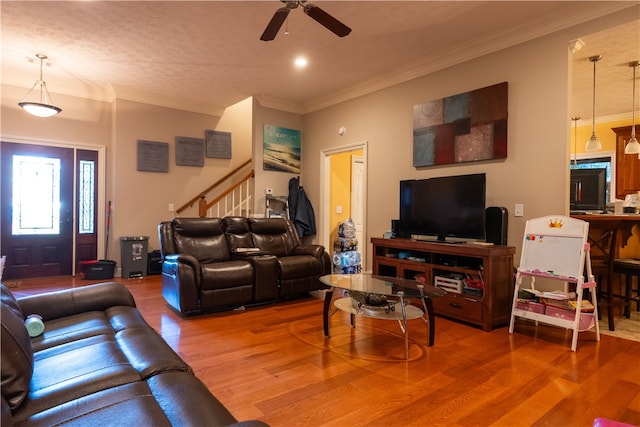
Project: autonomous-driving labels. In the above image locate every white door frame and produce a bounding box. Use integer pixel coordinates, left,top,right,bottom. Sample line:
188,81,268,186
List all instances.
319,141,368,269
351,154,365,265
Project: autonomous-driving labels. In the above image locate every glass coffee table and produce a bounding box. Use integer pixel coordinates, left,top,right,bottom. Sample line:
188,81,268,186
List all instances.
320,274,446,359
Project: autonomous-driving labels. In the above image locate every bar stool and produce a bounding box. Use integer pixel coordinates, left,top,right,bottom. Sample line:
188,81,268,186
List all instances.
613,258,640,318
589,229,617,330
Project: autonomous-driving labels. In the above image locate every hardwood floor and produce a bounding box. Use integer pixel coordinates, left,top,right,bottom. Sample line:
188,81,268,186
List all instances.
6,275,640,427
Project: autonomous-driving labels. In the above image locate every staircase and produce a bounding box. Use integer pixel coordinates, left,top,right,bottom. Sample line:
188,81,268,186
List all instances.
176,160,255,218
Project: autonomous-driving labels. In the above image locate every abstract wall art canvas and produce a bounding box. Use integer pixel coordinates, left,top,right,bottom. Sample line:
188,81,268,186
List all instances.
412,82,508,167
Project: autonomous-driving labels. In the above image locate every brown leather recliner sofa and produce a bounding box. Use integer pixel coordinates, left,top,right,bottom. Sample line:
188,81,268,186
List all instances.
158,216,331,315
0,281,268,427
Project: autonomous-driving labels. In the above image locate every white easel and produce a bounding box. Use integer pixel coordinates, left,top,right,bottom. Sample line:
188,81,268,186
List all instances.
509,215,600,351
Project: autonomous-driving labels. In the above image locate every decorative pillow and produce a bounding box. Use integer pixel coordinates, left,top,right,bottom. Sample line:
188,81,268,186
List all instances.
1,284,34,411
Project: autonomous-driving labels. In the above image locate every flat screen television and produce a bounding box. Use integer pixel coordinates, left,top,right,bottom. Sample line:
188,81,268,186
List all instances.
399,173,486,242
569,168,607,213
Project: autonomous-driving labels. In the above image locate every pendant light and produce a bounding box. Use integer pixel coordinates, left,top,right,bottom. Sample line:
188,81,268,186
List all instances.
624,61,640,155
585,55,602,151
571,116,580,169
18,54,62,118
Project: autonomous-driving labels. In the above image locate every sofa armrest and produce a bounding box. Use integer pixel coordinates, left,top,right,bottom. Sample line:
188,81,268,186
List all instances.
293,244,325,259
164,253,201,274
161,254,203,314
244,255,278,302
16,282,135,321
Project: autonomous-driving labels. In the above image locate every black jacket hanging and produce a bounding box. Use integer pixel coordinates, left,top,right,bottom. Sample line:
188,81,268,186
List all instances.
288,177,316,237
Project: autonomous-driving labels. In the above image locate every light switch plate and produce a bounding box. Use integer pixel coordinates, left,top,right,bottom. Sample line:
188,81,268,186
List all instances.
514,204,524,217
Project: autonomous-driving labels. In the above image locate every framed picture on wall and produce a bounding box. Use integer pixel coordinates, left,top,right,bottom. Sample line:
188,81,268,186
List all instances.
263,124,301,173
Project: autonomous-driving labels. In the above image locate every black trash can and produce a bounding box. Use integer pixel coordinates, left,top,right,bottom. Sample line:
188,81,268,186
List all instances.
120,236,149,278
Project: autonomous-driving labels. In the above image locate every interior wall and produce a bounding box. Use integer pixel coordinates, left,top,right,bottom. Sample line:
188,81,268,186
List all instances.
2,8,636,277
1,84,112,145
1,90,254,275
1,85,113,270
110,98,253,264
252,99,304,217
301,10,636,268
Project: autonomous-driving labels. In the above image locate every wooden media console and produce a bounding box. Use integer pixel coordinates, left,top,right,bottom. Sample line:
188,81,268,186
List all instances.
371,237,515,331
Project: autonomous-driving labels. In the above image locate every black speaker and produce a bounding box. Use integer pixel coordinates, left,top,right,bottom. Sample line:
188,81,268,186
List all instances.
391,219,410,239
485,207,508,245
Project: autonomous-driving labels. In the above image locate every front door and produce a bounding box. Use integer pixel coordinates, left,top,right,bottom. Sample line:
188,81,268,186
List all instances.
1,142,74,279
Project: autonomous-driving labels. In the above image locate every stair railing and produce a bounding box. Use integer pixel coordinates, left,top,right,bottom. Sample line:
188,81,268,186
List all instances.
199,169,254,218
176,159,254,218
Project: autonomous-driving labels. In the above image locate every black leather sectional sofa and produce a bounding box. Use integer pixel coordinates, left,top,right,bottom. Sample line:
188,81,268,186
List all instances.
0,282,267,426
158,217,331,315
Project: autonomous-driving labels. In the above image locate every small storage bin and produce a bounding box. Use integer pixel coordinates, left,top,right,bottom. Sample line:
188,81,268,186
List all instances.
516,300,545,314
81,260,116,280
435,275,464,293
545,305,595,331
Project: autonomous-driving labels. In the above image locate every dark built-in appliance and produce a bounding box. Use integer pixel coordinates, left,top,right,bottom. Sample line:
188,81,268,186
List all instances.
569,168,607,214
399,173,486,242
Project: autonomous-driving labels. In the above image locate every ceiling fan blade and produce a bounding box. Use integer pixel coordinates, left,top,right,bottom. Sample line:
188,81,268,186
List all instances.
303,4,351,37
260,7,290,41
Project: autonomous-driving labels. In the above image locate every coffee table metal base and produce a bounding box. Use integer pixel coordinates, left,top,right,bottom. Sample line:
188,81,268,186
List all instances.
323,289,435,360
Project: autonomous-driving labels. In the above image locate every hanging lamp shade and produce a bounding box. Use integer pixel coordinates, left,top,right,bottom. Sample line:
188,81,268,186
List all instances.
18,54,62,118
585,55,602,151
624,61,640,155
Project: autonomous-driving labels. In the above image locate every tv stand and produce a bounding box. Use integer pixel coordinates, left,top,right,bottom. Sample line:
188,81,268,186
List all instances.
371,237,515,331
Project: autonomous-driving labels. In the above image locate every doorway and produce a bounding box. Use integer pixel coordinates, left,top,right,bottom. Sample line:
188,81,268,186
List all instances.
351,155,365,252
320,141,368,270
1,141,101,279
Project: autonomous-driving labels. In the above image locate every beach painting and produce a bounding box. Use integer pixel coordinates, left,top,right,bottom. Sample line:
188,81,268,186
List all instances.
263,125,301,173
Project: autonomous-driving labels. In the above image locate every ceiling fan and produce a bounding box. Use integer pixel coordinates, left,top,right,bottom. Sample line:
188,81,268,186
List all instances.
260,0,352,41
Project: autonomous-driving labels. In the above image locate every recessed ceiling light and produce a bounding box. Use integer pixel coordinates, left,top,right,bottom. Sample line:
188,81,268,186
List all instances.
294,56,308,68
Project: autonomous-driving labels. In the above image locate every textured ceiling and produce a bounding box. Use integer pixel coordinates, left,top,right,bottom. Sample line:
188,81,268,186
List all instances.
1,1,638,118
571,20,640,124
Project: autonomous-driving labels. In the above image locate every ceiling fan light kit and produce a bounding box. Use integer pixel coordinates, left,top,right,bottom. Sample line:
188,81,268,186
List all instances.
260,0,351,41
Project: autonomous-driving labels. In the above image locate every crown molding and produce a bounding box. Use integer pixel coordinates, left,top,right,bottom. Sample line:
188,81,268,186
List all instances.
255,95,305,115
302,3,637,114
577,112,633,126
